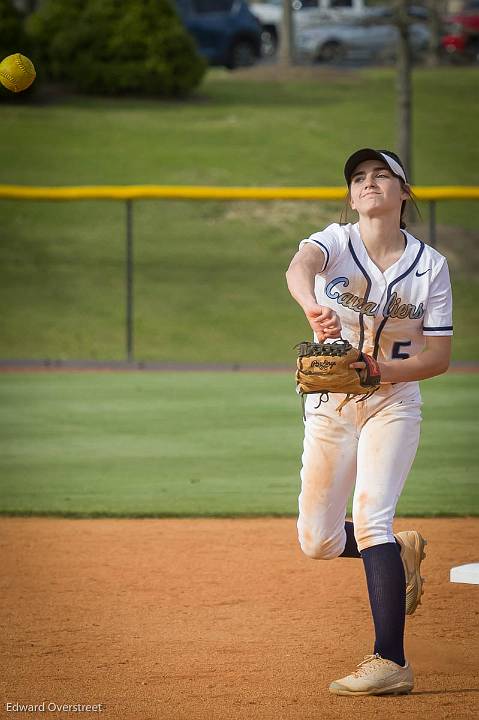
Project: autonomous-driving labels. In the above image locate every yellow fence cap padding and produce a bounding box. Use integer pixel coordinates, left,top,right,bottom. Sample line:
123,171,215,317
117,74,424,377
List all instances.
0,185,478,202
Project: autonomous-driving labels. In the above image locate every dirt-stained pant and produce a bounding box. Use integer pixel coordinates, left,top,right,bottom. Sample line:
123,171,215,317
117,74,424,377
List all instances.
297,383,422,557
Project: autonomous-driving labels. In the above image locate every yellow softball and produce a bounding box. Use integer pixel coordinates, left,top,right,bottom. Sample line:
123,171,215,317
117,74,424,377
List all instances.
0,53,36,93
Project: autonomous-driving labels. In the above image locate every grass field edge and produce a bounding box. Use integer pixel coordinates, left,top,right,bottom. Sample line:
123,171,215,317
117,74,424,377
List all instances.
0,511,477,519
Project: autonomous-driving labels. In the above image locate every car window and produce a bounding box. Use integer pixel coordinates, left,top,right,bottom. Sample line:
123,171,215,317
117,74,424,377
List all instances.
294,0,319,8
329,0,353,7
191,0,234,13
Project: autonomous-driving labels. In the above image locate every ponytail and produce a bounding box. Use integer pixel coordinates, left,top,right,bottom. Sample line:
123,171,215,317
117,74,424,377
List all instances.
400,182,421,228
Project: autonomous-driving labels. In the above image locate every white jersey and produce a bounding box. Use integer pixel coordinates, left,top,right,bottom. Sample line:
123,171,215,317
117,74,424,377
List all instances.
300,222,453,363
295,221,450,565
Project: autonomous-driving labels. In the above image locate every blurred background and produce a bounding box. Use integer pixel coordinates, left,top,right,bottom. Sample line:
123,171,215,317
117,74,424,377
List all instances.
0,0,477,517
1,0,478,366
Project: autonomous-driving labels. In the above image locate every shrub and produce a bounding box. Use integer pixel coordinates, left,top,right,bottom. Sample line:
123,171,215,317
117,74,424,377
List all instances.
27,0,206,97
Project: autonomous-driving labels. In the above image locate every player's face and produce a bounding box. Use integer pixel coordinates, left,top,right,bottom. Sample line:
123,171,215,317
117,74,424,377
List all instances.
348,159,409,220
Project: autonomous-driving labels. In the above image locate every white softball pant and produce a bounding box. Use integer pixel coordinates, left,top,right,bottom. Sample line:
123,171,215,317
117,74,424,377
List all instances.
297,382,422,558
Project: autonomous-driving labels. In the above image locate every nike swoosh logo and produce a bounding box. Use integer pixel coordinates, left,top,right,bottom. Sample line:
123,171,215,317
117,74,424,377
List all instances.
415,268,430,277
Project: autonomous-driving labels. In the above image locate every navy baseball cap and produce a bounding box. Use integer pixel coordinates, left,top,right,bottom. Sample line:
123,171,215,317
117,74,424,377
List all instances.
344,148,408,185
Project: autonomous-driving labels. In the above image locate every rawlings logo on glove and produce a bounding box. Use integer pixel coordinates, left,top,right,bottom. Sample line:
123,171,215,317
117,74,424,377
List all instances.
310,359,336,371
295,338,381,413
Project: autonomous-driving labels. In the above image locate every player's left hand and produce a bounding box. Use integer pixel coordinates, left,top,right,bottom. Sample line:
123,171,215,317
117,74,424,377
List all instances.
350,360,366,383
350,361,366,370
349,354,381,386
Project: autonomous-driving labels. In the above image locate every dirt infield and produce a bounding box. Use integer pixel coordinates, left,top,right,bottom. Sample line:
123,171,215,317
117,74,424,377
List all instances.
1,518,478,720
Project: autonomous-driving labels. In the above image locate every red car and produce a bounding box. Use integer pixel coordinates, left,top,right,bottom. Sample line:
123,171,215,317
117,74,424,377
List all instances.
441,0,479,62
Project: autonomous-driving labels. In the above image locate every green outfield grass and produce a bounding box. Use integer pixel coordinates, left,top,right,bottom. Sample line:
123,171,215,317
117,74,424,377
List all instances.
0,67,478,364
1,67,478,191
0,372,477,517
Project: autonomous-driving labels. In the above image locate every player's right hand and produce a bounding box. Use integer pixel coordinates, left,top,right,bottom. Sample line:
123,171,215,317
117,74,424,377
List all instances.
303,303,342,340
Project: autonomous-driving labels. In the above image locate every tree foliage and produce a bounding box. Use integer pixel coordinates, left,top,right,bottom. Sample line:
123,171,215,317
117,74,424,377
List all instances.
27,0,206,97
0,0,29,58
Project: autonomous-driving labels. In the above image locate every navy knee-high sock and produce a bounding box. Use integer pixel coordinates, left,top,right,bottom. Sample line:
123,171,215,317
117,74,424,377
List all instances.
340,521,361,557
361,542,406,667
340,521,402,558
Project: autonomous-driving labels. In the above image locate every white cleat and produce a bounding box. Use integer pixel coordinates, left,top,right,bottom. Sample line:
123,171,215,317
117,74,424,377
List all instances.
395,530,427,615
329,654,414,696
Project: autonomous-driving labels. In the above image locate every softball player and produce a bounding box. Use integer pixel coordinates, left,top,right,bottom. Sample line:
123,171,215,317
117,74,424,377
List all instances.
286,148,453,696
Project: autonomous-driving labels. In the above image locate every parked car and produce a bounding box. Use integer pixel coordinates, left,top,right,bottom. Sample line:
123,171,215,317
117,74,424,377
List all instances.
295,17,430,64
250,0,428,57
441,0,479,63
250,0,322,56
174,0,262,68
